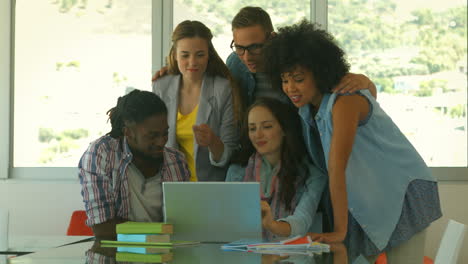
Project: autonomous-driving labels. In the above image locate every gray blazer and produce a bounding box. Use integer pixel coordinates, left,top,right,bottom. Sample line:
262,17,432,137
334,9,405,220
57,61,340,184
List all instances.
152,74,238,181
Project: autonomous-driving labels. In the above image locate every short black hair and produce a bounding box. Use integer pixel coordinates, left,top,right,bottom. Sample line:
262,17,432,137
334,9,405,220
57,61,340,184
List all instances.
263,20,350,94
106,90,167,138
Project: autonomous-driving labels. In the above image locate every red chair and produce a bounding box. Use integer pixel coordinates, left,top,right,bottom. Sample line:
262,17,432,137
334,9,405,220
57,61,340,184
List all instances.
375,252,387,264
66,210,94,236
423,256,434,264
375,252,434,264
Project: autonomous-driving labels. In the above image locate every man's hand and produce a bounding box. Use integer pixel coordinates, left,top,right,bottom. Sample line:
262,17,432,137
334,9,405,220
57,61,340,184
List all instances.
333,73,371,94
92,218,126,240
151,66,169,82
307,231,347,243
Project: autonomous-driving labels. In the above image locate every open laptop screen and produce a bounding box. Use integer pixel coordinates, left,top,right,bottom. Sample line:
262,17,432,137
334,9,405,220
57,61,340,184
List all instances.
162,182,262,243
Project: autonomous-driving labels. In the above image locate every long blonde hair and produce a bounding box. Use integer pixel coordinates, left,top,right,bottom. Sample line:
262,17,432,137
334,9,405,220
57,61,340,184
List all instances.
167,20,243,122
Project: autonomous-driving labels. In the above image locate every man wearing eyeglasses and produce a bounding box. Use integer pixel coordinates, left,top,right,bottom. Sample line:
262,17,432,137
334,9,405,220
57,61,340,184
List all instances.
226,6,287,106
226,6,377,107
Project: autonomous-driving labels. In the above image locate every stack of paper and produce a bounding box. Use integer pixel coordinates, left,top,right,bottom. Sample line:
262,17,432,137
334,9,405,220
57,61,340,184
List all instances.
221,235,330,256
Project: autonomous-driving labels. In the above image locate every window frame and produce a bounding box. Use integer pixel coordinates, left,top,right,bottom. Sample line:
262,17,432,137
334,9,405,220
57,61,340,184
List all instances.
2,0,467,181
0,0,12,180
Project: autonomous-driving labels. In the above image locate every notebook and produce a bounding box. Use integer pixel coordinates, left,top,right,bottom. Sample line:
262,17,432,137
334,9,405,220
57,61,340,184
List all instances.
116,251,173,263
162,182,262,243
221,235,330,254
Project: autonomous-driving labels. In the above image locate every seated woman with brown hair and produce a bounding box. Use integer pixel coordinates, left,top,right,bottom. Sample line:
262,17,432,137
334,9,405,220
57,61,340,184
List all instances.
226,97,326,241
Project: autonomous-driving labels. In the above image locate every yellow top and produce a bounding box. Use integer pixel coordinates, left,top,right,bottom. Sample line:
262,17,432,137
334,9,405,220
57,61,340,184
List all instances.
176,104,199,181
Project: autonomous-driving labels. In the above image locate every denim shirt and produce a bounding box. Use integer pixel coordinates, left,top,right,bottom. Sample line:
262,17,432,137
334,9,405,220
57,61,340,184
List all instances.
298,90,436,250
226,52,289,106
226,52,256,105
226,159,326,237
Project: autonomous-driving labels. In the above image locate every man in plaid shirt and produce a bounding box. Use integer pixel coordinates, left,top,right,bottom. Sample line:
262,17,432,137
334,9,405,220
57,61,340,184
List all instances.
79,90,190,239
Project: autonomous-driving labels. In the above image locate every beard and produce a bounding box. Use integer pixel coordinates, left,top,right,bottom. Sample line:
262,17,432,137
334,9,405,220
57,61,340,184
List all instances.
130,146,164,165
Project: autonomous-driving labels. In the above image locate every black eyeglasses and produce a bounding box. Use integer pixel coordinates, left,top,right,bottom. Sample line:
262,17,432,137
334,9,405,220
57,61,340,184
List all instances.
230,40,264,56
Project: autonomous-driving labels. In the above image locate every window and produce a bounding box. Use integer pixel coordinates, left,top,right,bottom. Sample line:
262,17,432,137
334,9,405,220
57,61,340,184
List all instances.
5,0,466,180
329,0,467,167
13,1,151,168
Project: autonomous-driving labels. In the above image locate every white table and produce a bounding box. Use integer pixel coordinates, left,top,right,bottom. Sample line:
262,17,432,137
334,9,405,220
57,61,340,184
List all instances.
2,235,93,255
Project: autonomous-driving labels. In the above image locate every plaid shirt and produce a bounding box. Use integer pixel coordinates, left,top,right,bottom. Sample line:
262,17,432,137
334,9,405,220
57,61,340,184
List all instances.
78,135,190,226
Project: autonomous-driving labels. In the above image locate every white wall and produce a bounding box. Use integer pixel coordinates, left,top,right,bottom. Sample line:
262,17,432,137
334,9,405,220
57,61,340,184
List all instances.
0,180,467,263
0,180,84,236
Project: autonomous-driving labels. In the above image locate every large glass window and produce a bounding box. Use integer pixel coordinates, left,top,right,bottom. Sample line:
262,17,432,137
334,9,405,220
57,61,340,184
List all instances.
14,0,151,167
329,0,467,167
10,0,466,178
173,1,311,61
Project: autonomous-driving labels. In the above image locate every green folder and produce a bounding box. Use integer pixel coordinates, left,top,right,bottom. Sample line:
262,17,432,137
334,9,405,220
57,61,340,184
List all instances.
101,240,173,247
116,251,173,263
116,221,173,234
101,240,200,247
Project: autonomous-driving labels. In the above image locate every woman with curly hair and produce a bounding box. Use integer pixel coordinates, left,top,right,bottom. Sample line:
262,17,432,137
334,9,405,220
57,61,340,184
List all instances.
226,97,327,241
263,20,442,263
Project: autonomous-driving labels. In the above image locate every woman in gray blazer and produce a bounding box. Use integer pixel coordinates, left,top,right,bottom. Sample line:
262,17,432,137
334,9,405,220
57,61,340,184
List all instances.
153,20,241,181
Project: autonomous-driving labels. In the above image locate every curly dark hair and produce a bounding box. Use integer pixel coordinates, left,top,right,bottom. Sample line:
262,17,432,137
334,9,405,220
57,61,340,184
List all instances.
106,89,167,138
263,20,350,95
231,97,308,211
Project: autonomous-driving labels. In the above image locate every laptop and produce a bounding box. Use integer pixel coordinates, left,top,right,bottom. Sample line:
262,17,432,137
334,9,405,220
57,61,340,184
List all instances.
162,182,262,243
